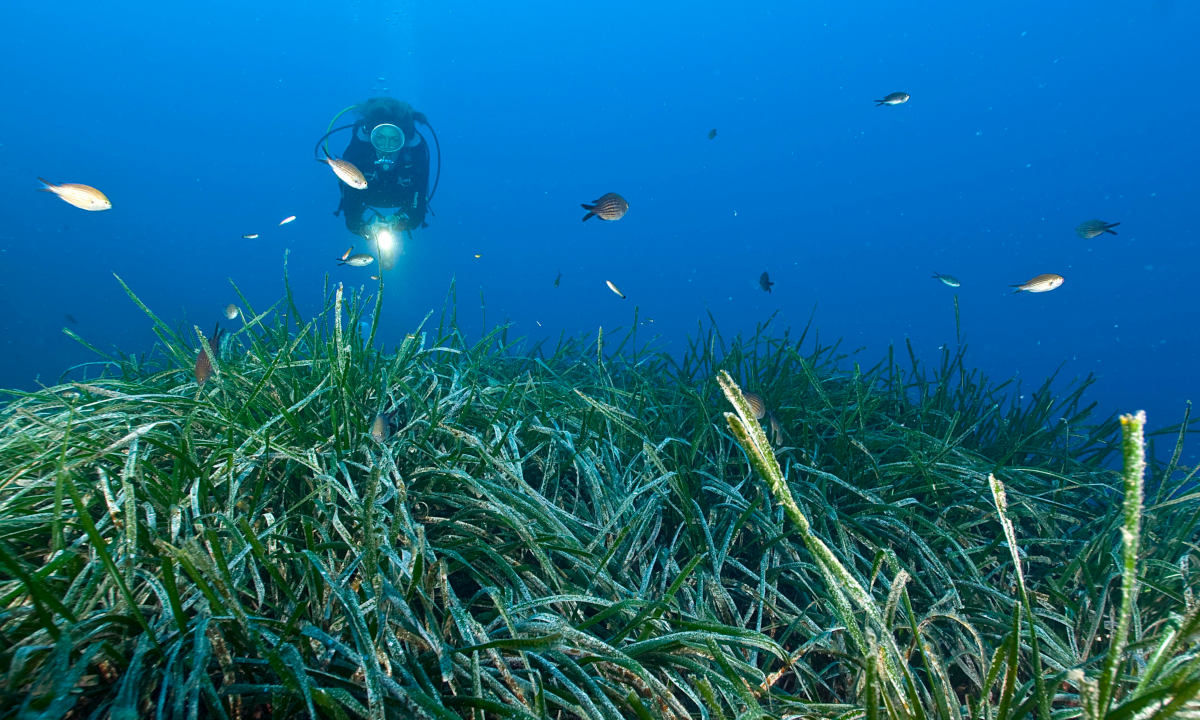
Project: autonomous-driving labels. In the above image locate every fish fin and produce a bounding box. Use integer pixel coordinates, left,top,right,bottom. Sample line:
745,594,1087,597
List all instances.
581,204,596,222
36,177,56,191
1105,222,1120,235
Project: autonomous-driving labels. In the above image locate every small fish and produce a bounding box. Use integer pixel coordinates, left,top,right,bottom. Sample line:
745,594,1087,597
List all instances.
339,253,375,267
224,304,240,320
1075,219,1120,239
1011,273,1064,293
279,215,297,226
370,275,380,280
932,272,961,288
875,91,910,106
242,233,260,239
64,313,78,325
321,150,368,190
554,270,562,288
742,391,767,420
37,178,111,211
605,280,626,299
581,193,629,222
370,413,390,442
341,246,354,261
708,128,718,140
194,324,222,386
767,411,784,445
759,271,774,293
474,253,482,259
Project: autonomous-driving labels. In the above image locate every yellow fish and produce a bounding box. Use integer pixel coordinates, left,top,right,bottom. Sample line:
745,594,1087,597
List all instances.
37,177,111,211
605,280,626,299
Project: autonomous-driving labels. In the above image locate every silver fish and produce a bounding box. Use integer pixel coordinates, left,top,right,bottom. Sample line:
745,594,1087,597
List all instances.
370,413,390,442
932,272,961,288
339,253,375,267
1011,273,1064,293
875,91,910,106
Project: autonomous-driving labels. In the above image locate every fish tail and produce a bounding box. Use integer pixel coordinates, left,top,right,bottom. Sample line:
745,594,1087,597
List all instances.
581,204,596,222
1009,285,1024,294
36,177,55,191
1105,222,1120,235
874,100,884,106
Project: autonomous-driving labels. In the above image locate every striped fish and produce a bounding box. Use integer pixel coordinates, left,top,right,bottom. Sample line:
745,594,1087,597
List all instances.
1075,219,1119,239
1011,273,1064,294
742,391,767,420
581,192,629,222
322,150,368,190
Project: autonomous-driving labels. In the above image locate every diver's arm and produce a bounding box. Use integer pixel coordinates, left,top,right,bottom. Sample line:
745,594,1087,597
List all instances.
403,144,432,229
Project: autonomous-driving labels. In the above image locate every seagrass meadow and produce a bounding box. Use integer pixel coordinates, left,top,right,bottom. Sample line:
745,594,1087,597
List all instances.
1,274,1198,720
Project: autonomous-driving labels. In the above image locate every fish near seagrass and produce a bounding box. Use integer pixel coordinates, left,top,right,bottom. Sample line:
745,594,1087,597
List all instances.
741,391,767,420
759,271,774,293
370,413,390,442
195,323,222,386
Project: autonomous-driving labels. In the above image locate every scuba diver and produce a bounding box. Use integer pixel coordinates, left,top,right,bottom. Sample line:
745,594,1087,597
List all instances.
314,97,441,269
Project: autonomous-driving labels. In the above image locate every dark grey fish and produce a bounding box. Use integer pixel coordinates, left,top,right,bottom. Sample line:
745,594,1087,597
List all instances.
759,271,774,293
554,270,562,288
581,193,629,222
1075,219,1120,239
875,91,910,106
708,128,717,140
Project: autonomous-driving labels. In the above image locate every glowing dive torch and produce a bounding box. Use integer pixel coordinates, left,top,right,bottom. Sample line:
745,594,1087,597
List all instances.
366,214,402,271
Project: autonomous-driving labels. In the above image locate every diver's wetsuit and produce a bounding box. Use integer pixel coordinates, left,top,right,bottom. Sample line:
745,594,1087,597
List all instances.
338,128,430,236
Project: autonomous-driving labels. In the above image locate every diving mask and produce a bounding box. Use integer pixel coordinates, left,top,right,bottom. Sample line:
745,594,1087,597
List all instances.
369,123,405,170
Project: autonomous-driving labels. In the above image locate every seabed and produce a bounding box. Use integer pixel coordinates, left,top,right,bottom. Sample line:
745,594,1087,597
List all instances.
0,275,1197,719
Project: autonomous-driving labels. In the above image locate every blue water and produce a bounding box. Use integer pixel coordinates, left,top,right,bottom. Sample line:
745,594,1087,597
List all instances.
2,1,1197,459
